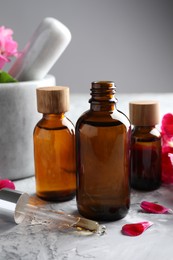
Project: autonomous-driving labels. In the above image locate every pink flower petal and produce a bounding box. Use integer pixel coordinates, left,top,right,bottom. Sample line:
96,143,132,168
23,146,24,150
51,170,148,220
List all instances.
161,113,173,138
161,113,173,184
0,26,19,69
162,147,173,184
122,221,153,236
0,26,13,39
4,39,18,56
0,56,8,69
0,179,15,190
140,201,172,214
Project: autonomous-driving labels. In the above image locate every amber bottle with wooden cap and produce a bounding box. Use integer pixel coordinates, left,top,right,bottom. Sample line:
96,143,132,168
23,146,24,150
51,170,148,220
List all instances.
33,86,76,201
76,81,131,221
129,101,161,191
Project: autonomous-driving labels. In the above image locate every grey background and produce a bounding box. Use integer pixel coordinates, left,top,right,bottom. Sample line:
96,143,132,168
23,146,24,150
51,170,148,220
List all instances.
0,0,172,93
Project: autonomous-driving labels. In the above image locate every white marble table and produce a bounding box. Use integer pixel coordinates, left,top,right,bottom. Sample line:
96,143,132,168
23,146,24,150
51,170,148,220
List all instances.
0,92,173,260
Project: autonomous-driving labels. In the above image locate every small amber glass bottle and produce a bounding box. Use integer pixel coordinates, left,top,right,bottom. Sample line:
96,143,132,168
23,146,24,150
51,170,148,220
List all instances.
76,81,131,221
129,101,161,191
33,86,76,201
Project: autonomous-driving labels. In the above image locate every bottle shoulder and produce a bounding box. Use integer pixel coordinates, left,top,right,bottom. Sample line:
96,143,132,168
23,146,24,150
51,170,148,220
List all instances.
76,109,130,129
131,126,161,141
34,115,75,132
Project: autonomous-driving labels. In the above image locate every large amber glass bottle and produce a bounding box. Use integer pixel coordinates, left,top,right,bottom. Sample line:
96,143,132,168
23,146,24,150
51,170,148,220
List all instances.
76,81,131,221
33,86,76,201
129,101,161,191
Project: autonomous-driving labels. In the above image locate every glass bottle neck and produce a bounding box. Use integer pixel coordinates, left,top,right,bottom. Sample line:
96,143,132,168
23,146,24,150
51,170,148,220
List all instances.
133,125,156,132
89,81,117,111
43,113,65,120
90,102,117,111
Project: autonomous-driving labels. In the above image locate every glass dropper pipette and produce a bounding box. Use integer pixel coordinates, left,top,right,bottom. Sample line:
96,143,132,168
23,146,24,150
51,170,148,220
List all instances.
0,188,106,235
18,203,106,234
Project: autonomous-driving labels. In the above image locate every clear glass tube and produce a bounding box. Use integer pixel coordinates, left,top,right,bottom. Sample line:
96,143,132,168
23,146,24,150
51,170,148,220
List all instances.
16,203,106,235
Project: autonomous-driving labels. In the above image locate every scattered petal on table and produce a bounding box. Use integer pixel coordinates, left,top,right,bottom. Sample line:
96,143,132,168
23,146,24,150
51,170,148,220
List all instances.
0,179,15,190
121,221,153,236
140,201,173,214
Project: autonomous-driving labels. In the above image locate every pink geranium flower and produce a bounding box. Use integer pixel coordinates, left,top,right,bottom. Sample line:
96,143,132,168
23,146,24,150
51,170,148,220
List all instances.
161,113,173,183
161,113,173,138
0,26,19,69
0,178,15,190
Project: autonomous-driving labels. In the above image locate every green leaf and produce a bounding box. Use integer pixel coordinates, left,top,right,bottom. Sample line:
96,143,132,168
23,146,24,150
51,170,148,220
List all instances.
0,70,18,83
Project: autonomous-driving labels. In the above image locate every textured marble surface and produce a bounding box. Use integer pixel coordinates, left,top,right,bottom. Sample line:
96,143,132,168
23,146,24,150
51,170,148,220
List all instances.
0,92,173,260
1,180,173,260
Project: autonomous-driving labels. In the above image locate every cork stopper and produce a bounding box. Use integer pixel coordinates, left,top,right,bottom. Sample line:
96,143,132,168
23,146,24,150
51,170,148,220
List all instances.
36,86,69,114
129,101,160,126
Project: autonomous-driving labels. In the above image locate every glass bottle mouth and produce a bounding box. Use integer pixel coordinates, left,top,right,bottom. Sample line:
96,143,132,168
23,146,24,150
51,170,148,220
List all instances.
92,81,115,88
89,81,117,103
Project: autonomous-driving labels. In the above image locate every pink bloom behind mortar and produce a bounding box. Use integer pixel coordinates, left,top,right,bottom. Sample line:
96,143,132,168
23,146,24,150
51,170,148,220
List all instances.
0,26,18,69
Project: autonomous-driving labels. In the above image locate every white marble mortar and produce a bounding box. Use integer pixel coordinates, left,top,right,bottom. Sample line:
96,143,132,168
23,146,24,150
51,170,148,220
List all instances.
0,75,55,180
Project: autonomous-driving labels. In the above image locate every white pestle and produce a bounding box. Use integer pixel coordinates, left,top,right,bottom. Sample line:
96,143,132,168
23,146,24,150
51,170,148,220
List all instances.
9,17,71,81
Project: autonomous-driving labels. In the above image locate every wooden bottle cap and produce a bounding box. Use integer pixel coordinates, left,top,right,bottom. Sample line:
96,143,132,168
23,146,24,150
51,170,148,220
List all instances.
36,86,69,114
129,101,160,126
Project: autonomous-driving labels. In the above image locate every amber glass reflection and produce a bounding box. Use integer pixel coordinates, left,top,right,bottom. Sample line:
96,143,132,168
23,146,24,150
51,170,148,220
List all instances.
130,126,161,191
76,81,130,221
33,114,76,201
76,111,130,221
